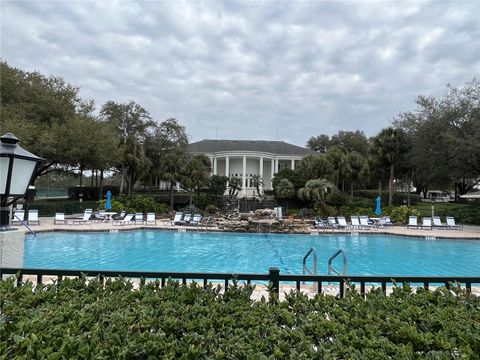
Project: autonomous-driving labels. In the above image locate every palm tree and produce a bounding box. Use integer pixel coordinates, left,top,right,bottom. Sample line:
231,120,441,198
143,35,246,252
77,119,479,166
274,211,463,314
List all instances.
181,155,211,205
297,179,337,216
371,127,410,206
325,146,349,189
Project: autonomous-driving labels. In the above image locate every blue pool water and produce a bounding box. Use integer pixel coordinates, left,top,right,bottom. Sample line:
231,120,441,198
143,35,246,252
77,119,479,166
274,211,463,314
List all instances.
23,231,480,276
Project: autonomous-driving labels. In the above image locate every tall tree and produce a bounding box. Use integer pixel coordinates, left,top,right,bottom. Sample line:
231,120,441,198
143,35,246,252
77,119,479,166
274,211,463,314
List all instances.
152,118,189,209
330,130,369,156
346,151,369,197
100,100,154,194
325,146,349,190
180,154,211,205
296,155,334,182
306,134,330,153
394,79,480,198
370,127,410,206
0,61,93,180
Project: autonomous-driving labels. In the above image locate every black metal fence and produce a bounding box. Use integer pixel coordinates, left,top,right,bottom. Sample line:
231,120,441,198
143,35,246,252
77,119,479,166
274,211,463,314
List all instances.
1,267,478,299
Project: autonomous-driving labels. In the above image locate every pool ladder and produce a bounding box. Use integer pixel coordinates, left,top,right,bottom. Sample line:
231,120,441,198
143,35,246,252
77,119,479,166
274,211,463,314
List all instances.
303,248,317,275
302,248,348,276
328,249,348,275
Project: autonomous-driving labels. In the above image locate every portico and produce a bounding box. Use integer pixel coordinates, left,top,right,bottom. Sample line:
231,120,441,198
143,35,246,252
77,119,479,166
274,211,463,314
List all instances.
189,140,315,197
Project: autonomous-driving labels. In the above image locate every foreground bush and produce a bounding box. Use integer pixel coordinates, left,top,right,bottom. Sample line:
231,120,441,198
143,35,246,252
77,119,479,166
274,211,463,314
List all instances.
1,277,479,359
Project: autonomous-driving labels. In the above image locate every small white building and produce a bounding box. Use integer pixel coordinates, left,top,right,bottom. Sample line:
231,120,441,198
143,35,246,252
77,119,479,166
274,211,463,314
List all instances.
189,139,316,197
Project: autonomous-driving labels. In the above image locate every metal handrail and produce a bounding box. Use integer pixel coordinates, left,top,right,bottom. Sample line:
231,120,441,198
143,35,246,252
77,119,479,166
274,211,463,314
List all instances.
303,247,317,275
328,249,347,275
14,214,36,237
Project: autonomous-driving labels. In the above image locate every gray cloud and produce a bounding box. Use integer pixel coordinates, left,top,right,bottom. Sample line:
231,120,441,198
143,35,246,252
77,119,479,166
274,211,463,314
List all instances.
2,0,479,146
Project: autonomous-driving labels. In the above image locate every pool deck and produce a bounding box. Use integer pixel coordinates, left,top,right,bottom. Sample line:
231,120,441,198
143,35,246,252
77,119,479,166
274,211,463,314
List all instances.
14,217,480,240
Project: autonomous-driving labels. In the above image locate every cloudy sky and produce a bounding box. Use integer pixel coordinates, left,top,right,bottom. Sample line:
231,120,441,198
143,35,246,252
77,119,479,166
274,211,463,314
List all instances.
1,1,479,146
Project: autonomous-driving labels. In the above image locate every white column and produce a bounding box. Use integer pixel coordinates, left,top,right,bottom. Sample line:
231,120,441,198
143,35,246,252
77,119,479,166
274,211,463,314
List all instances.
271,159,275,179
275,159,279,173
291,159,295,170
242,155,247,196
213,157,218,175
176,182,180,191
259,157,264,194
225,156,230,178
209,157,214,176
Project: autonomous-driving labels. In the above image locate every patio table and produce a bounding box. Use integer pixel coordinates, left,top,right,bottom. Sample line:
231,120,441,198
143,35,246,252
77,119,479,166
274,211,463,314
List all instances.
102,212,118,222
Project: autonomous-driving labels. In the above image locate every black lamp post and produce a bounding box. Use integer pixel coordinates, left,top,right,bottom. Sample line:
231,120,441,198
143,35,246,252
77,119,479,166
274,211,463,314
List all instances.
0,133,42,230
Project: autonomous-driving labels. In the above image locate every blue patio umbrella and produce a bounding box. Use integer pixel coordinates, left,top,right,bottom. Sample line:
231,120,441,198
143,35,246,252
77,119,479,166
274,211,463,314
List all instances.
375,196,382,216
105,190,112,210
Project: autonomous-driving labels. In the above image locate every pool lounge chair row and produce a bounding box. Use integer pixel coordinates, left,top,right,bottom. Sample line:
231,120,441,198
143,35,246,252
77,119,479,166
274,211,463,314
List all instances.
315,216,393,230
407,216,462,230
11,209,40,225
171,212,213,226
112,212,156,226
53,211,157,226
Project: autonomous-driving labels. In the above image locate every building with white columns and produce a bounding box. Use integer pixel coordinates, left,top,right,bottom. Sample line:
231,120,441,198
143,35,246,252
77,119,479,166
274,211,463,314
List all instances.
189,140,316,197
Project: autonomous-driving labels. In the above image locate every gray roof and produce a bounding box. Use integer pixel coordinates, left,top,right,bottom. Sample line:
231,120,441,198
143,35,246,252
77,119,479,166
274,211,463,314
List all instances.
188,140,316,156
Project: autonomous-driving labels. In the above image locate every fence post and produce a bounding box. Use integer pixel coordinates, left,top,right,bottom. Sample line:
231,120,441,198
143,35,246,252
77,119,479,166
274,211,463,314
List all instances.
269,267,280,300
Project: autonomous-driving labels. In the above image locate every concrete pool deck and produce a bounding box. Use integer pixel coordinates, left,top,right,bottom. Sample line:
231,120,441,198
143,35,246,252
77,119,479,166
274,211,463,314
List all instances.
11,216,480,240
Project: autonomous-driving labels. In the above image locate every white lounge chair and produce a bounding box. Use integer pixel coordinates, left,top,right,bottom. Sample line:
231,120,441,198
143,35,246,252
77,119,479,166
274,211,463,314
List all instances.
432,216,448,229
359,216,374,230
350,216,361,230
181,214,193,225
189,214,202,226
134,213,144,225
337,216,348,228
54,212,66,224
27,209,40,225
421,217,432,230
93,210,106,223
314,217,327,229
12,210,25,225
407,216,418,229
145,213,156,225
446,216,462,230
327,217,340,228
73,210,92,225
114,211,126,220
382,216,393,226
171,212,183,225
113,213,134,225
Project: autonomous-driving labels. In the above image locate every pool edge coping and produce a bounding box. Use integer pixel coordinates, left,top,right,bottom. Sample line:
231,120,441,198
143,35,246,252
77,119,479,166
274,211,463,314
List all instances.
28,227,480,241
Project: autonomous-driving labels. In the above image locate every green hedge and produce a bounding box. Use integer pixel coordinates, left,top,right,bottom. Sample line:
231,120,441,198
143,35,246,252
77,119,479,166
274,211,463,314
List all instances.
1,276,479,358
26,201,98,216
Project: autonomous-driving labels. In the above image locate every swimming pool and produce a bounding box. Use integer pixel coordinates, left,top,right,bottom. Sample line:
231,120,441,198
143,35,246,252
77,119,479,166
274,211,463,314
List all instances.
23,231,480,276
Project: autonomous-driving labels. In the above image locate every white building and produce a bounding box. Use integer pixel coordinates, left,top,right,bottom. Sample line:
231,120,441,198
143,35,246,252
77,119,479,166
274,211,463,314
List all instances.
189,140,316,197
